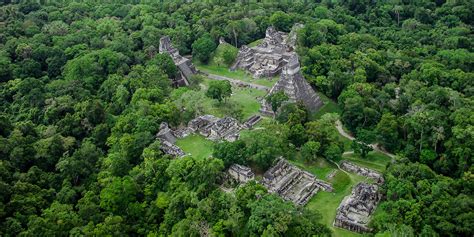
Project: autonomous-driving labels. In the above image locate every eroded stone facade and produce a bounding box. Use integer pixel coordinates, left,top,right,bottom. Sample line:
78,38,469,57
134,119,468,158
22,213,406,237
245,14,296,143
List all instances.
228,164,255,183
334,182,381,233
156,122,185,158
231,26,294,78
260,54,324,115
262,158,333,205
159,36,197,87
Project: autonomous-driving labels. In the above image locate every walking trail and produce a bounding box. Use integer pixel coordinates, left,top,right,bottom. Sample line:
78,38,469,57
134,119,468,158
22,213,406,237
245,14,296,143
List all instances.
202,72,270,91
335,120,396,160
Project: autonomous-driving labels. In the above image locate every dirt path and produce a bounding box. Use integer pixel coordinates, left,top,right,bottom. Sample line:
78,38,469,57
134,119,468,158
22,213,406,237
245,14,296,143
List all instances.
326,158,350,176
202,72,270,91
336,120,396,160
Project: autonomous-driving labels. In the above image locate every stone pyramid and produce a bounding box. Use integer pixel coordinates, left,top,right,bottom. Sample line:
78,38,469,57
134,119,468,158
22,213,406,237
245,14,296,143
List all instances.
260,54,323,115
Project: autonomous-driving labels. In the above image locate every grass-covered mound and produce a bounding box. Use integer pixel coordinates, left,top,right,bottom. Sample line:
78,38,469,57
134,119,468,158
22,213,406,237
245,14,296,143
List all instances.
209,42,239,67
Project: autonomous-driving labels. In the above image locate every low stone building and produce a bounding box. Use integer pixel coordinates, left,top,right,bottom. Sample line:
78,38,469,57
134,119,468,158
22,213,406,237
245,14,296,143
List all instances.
334,182,381,233
159,36,198,87
262,158,333,205
260,54,324,115
156,122,185,158
340,161,384,184
189,115,243,142
243,115,262,129
228,164,255,183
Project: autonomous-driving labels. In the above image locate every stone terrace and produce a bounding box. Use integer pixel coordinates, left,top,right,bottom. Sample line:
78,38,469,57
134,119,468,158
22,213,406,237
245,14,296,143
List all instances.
262,158,333,205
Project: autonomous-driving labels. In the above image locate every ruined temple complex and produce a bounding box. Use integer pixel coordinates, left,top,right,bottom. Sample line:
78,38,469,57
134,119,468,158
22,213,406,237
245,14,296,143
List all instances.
262,158,333,205
334,182,381,233
159,36,198,87
230,24,324,115
333,161,385,233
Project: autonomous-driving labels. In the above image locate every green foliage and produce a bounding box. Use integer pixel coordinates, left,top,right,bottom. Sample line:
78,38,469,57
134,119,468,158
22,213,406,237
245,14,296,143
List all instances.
269,11,293,32
373,162,474,236
205,80,232,103
192,34,217,63
0,1,472,236
301,141,321,162
265,91,289,114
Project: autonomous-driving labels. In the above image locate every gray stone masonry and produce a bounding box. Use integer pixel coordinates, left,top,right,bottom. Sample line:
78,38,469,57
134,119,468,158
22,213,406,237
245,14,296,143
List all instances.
262,158,333,205
228,164,255,183
231,26,293,78
159,36,197,87
334,182,381,233
260,54,324,115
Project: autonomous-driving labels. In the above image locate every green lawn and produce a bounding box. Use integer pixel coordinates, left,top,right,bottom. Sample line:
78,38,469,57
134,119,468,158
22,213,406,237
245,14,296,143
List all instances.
229,86,267,119
196,63,278,87
198,78,266,120
175,134,215,159
247,39,263,47
342,151,392,172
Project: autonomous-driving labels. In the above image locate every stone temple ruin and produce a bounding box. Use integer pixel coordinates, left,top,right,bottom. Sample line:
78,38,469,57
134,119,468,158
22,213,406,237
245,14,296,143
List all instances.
340,161,384,184
159,36,198,87
334,182,381,233
156,114,262,157
156,122,185,158
187,115,242,142
228,164,255,183
260,54,324,115
262,158,333,205
230,24,323,115
231,25,302,78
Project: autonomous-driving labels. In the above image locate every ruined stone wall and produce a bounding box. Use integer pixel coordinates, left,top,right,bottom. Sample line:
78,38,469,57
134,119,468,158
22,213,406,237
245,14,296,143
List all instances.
334,182,381,233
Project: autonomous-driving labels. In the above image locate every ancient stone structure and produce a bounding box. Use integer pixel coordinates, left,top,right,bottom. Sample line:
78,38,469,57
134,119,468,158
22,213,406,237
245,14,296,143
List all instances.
262,158,333,205
260,54,324,115
159,36,197,87
219,37,227,45
285,23,303,51
340,161,384,184
156,122,177,144
231,26,294,78
228,164,255,183
156,122,185,158
243,115,262,129
160,140,185,157
334,182,381,233
187,115,243,142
